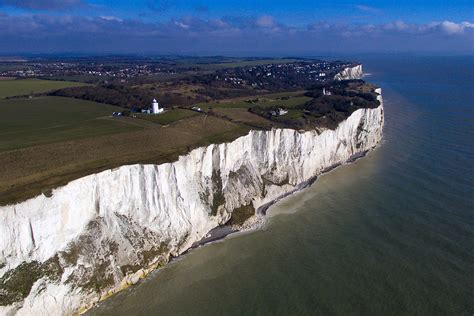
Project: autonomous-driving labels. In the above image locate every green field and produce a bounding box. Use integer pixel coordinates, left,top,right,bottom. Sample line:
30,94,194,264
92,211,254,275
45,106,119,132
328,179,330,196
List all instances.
0,114,249,206
0,94,252,205
0,79,89,98
135,109,201,125
257,96,312,108
271,109,304,122
253,91,308,99
0,96,141,151
212,108,275,128
196,94,311,111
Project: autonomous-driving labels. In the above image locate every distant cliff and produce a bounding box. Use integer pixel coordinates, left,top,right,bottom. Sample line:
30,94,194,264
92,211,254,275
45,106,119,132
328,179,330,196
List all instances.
334,64,363,80
0,89,383,315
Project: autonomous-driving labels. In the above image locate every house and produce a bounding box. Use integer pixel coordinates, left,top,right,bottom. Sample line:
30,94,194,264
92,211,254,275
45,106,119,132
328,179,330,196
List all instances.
271,108,288,116
278,108,288,115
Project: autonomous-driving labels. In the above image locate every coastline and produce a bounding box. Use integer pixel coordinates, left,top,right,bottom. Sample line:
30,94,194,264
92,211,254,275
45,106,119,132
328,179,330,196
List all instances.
86,145,377,313
98,145,380,309
1,98,384,315
85,144,380,314
185,146,373,248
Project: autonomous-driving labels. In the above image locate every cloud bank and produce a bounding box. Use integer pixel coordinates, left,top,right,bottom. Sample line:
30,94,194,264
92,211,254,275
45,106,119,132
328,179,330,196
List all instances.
0,13,472,54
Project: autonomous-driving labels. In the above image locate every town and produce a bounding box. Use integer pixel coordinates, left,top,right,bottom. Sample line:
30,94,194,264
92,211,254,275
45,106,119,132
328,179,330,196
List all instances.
0,56,352,87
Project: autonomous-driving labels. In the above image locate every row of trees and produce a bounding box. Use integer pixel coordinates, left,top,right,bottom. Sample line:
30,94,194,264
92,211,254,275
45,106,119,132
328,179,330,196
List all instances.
50,83,209,109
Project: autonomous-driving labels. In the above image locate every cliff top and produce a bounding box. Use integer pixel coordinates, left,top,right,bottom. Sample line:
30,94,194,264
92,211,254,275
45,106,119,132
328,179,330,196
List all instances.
0,58,378,206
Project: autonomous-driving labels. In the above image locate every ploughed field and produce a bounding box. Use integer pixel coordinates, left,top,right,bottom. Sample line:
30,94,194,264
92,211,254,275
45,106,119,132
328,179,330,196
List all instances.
0,59,379,206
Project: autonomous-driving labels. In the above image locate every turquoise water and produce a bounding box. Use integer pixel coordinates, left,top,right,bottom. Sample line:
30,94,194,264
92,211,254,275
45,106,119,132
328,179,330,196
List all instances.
91,56,474,315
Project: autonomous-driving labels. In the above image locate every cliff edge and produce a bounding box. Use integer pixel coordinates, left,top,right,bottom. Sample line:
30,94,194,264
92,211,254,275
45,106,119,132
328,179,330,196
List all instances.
334,64,363,81
0,88,384,315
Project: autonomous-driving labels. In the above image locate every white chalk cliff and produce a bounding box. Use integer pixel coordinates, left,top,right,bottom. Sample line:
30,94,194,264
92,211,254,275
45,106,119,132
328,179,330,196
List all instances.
334,64,363,80
0,90,384,315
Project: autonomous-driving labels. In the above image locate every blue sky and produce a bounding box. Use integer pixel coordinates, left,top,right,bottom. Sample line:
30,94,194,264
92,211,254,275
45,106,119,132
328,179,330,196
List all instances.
0,0,472,54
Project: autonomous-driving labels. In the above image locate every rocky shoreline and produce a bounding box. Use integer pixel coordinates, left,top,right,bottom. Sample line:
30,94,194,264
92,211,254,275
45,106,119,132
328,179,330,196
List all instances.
167,145,374,270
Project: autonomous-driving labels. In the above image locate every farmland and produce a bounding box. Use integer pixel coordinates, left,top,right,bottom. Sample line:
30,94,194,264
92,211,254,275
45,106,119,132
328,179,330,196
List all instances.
211,108,275,129
0,115,249,206
0,96,142,151
0,79,89,98
0,56,377,206
0,80,254,205
195,92,311,111
135,108,200,125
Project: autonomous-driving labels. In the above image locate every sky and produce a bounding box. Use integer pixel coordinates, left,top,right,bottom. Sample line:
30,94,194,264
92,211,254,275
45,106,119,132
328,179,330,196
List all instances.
0,0,473,55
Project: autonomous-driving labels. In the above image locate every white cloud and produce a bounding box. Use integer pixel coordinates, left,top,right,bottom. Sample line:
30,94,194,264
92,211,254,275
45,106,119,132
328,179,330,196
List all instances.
174,21,190,29
256,15,275,28
384,21,409,31
0,12,472,53
438,21,474,34
100,16,122,22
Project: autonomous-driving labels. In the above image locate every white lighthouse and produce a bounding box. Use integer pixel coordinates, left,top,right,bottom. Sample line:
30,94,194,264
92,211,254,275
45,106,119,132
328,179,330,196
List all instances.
152,99,164,114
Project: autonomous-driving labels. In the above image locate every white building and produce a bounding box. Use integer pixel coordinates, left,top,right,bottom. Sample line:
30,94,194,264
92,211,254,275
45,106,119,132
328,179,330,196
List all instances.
271,108,288,116
323,87,332,96
152,99,164,114
278,108,288,116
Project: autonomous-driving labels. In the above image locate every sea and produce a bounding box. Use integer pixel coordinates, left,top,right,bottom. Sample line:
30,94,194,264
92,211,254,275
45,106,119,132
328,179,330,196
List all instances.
90,55,474,315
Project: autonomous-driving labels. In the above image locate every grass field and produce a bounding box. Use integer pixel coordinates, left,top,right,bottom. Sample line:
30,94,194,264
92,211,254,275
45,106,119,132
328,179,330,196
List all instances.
135,109,201,125
0,115,249,206
196,93,311,111
0,88,310,206
212,108,275,129
0,96,142,151
256,96,312,108
271,109,304,122
0,91,266,206
0,79,89,98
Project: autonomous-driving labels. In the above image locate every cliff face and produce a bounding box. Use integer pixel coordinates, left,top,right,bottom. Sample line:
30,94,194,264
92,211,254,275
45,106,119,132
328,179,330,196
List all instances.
334,64,363,80
0,90,383,315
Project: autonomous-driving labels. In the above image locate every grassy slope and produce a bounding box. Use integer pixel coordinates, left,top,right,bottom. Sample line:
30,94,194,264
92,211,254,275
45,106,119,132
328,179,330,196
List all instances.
196,92,310,111
0,96,142,151
212,108,275,129
0,79,89,98
135,109,200,125
190,91,310,128
0,114,250,206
